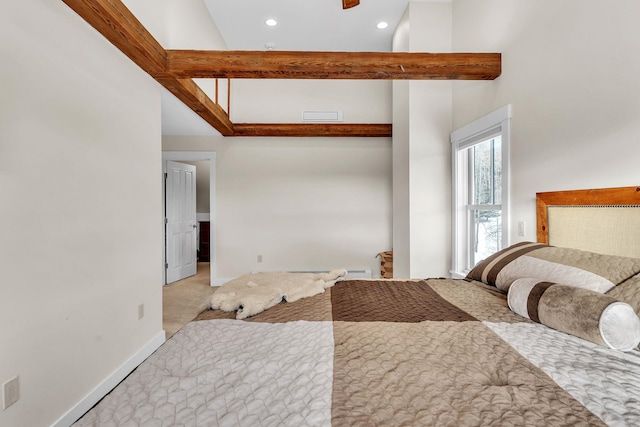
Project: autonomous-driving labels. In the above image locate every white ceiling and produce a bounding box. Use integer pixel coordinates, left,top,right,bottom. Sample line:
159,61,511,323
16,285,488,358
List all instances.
203,0,411,52
161,0,449,136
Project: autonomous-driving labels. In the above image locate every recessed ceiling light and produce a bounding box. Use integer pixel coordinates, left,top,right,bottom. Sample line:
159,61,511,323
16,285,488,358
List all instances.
265,18,278,27
376,21,389,30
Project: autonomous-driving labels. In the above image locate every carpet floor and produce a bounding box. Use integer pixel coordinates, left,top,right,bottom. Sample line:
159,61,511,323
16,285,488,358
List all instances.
163,262,214,338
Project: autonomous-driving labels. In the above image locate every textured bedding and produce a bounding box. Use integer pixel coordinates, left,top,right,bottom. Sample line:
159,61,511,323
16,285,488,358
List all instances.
75,279,640,426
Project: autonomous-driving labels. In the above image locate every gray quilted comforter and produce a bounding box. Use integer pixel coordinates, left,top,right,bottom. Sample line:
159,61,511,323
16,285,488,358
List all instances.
75,279,640,426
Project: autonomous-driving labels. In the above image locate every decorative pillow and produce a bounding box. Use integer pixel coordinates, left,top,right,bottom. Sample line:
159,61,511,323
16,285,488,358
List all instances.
607,273,640,317
508,278,640,351
466,242,640,293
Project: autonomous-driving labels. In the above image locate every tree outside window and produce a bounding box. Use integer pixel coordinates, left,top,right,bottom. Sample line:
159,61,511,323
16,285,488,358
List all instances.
450,105,510,277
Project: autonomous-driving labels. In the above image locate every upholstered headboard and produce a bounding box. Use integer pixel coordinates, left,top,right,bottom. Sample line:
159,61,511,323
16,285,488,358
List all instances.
536,186,640,258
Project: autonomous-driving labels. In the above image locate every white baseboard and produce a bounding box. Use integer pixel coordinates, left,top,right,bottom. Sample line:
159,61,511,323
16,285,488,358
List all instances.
212,269,371,287
212,277,234,286
51,331,166,427
345,269,371,279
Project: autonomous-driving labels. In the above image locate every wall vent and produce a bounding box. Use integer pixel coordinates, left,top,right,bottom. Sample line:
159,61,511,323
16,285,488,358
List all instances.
302,110,344,122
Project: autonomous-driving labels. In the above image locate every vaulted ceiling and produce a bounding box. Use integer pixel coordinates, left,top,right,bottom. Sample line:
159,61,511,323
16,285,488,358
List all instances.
62,0,501,137
204,0,411,52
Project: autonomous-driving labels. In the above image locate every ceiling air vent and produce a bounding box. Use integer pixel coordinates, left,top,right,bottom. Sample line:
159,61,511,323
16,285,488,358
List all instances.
302,110,344,122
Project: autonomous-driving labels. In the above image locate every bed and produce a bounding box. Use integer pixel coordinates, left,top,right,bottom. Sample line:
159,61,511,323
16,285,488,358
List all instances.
75,186,640,427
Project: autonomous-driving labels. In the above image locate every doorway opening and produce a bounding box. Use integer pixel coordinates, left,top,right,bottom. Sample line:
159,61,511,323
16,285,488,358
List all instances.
162,151,217,287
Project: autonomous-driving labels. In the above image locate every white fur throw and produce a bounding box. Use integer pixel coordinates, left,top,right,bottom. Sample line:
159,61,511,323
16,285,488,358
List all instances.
211,269,347,319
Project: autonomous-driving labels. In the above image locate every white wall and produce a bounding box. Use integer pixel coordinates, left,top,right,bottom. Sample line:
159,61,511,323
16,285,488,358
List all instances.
131,0,232,136
163,136,392,278
230,80,392,123
0,1,163,426
392,2,453,278
452,0,640,245
158,1,394,280
163,0,227,49
123,0,168,45
163,0,229,106
392,11,412,277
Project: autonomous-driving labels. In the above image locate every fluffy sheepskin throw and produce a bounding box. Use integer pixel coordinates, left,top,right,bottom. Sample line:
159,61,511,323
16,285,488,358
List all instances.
211,269,347,319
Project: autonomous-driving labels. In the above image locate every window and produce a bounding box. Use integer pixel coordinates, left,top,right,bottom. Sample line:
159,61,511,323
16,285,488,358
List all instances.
450,105,511,278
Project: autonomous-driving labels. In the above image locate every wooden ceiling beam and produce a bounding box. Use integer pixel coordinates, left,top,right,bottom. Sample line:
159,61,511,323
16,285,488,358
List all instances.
232,123,392,138
157,78,234,136
62,0,233,135
62,0,166,75
61,0,503,138
166,50,502,80
342,0,360,10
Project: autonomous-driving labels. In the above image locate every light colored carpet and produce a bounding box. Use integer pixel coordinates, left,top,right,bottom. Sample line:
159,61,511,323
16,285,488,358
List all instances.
163,263,214,338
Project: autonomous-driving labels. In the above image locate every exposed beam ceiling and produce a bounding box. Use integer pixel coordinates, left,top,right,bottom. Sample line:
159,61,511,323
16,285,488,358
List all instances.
61,0,165,75
156,78,234,136
232,123,392,138
342,0,360,10
61,0,501,138
62,0,235,135
166,50,501,80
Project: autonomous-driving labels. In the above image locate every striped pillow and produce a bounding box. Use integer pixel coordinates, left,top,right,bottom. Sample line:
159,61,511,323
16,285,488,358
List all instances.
466,242,640,293
508,278,640,351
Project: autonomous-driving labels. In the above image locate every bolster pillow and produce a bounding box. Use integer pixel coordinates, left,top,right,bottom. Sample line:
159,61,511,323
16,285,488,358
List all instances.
508,278,640,351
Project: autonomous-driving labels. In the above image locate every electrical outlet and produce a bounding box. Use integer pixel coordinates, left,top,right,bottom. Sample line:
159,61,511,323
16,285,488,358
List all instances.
517,221,526,237
3,376,19,410
138,303,145,320
257,255,263,263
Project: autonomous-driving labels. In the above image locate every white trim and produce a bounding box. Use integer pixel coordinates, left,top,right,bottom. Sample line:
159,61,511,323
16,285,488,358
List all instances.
211,269,372,287
451,105,511,274
212,277,234,286
162,151,217,287
501,113,511,254
449,270,467,279
466,204,503,211
51,331,165,427
450,105,511,146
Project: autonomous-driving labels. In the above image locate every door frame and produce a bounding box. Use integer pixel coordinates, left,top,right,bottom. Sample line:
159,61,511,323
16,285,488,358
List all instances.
162,151,217,287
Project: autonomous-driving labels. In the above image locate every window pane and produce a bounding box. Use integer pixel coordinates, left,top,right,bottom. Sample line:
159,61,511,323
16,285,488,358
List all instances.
472,137,502,205
493,137,502,204
471,209,502,266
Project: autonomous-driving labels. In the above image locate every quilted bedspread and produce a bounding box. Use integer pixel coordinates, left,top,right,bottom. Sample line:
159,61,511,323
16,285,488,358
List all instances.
75,279,640,426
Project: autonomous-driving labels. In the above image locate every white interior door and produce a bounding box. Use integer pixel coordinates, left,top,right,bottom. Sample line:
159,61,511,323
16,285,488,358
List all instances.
165,160,197,284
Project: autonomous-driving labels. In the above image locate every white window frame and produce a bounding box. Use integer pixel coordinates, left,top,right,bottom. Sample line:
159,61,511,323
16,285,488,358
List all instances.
450,105,512,278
